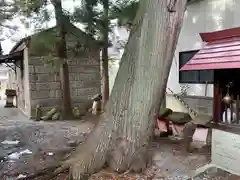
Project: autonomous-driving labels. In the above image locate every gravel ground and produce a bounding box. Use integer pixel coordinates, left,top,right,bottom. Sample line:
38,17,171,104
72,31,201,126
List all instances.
193,167,240,180
0,104,95,179
0,103,235,180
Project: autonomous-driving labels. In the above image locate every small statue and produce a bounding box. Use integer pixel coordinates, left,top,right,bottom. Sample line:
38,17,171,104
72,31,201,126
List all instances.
35,104,42,121
91,94,102,115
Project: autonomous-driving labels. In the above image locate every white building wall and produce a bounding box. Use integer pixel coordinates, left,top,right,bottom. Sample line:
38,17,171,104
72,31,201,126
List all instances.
108,26,129,93
109,0,240,103
168,0,240,97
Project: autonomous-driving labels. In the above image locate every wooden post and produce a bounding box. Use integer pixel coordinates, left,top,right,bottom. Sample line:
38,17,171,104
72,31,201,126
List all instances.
236,95,239,124
230,95,234,123
213,81,221,123
205,81,208,96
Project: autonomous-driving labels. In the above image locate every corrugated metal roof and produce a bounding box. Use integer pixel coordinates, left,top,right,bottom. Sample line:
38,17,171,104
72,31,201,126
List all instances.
180,27,240,71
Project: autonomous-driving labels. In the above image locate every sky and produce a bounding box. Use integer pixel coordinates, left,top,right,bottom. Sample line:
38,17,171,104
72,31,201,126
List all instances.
1,0,129,86
1,0,129,59
1,0,80,54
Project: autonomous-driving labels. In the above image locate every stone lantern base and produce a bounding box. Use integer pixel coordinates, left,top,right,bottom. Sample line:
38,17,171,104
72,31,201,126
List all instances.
5,89,16,108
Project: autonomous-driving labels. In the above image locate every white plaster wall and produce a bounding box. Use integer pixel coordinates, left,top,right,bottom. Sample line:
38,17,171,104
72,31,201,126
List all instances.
166,95,189,113
7,70,16,89
23,47,31,116
16,47,31,117
168,0,240,97
108,26,129,93
109,0,240,101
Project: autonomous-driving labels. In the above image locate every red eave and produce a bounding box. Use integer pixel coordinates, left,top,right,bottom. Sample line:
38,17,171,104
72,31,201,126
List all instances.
181,27,240,71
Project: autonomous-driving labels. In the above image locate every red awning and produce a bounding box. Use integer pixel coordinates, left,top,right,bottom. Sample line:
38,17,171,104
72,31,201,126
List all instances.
180,27,240,71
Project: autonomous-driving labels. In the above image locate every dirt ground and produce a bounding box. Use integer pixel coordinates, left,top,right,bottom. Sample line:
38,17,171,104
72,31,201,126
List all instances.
0,104,95,180
0,104,219,180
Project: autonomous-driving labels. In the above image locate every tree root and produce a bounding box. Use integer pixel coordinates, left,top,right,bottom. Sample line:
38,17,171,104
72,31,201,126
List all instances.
19,164,64,180
18,147,77,180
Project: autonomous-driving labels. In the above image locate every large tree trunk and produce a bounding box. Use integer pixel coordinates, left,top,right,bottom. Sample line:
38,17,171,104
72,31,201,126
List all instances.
102,0,110,106
69,0,187,179
52,0,73,119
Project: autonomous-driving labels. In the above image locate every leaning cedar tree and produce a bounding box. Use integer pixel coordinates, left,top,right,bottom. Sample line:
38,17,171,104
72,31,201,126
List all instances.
68,0,187,179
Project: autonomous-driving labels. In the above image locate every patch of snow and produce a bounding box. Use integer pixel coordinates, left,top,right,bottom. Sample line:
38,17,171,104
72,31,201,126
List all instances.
17,174,27,179
48,152,54,156
1,140,19,145
8,152,20,160
8,149,32,160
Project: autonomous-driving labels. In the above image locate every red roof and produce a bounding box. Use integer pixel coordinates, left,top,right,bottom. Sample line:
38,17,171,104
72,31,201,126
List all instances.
180,27,240,71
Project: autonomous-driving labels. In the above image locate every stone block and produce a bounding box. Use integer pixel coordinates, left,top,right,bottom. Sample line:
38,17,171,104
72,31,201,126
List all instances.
35,65,58,74
29,74,38,82
69,65,99,73
36,74,55,82
69,73,78,81
49,89,61,98
28,65,35,73
29,57,45,65
76,87,100,97
70,81,84,89
67,58,87,65
31,90,50,99
70,80,101,89
68,57,100,66
35,82,61,90
72,97,92,103
83,80,101,88
77,73,100,81
30,83,36,90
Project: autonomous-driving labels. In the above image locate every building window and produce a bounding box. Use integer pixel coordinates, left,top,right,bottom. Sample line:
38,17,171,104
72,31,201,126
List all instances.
179,50,213,84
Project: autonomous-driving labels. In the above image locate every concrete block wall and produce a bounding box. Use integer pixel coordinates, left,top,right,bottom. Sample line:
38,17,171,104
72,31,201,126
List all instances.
183,95,213,116
28,51,101,118
28,57,61,116
67,52,101,109
166,94,213,116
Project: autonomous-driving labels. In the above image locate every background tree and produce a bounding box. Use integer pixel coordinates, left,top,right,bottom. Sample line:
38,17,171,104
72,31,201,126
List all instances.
51,0,73,119
0,0,19,43
73,0,139,106
110,0,139,30
0,0,18,27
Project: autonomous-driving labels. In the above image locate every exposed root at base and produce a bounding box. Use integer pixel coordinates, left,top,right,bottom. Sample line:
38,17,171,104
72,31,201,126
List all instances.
69,142,153,180
17,146,152,180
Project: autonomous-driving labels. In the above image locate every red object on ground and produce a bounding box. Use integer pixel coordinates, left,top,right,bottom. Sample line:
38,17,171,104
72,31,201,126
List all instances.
180,27,240,71
157,117,169,132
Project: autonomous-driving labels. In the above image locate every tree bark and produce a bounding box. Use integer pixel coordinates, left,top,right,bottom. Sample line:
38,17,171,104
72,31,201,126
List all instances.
52,0,73,119
69,0,187,179
102,0,110,106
